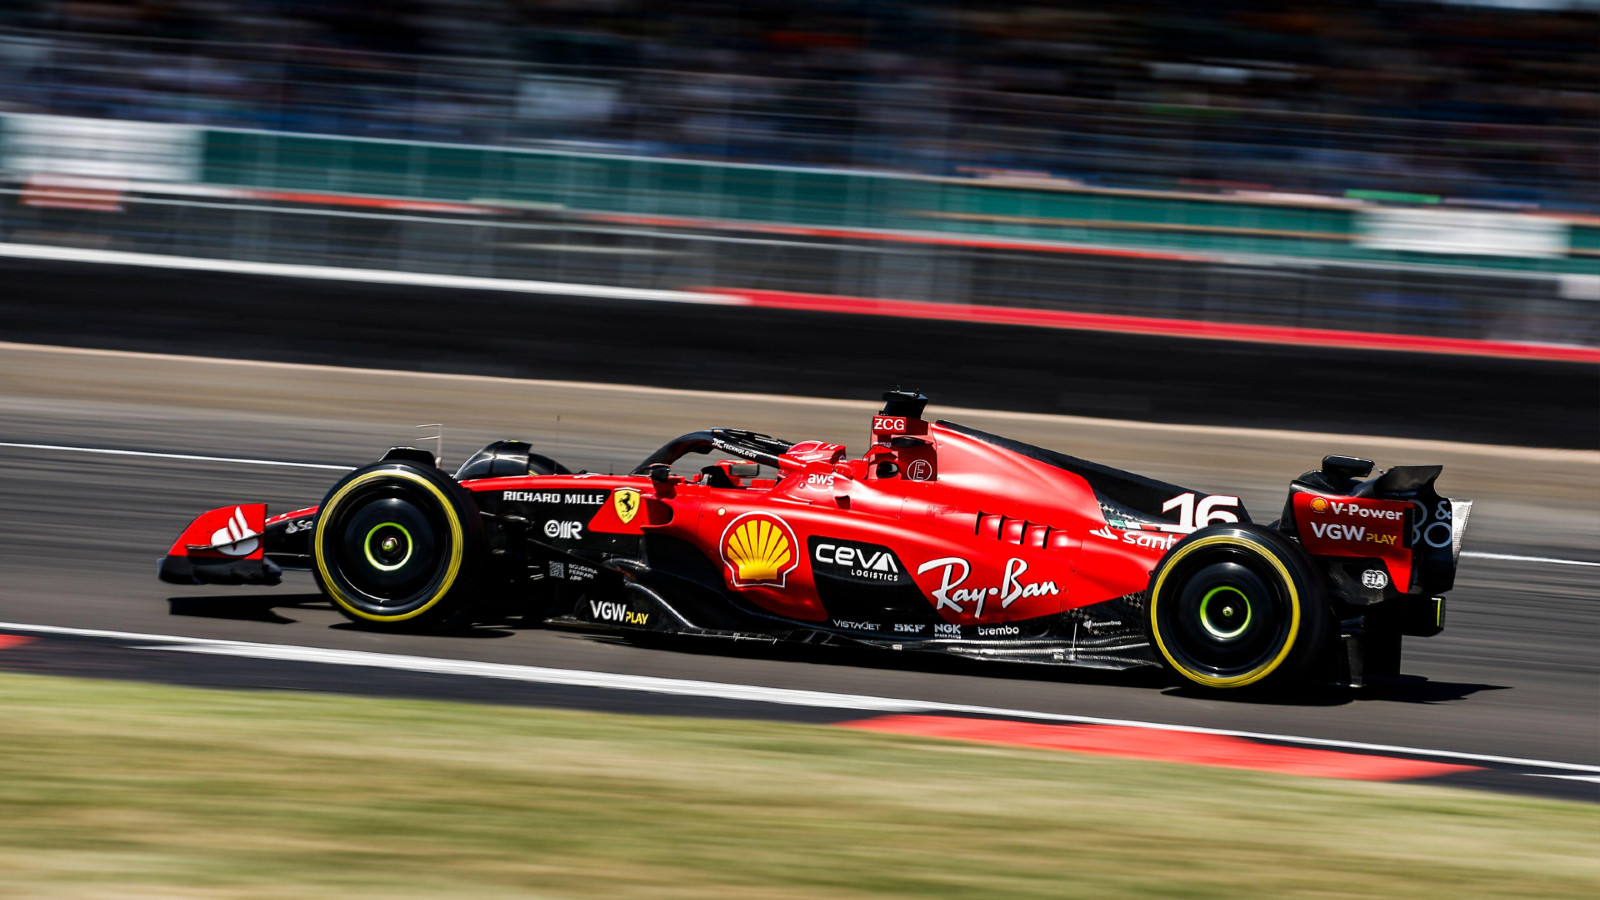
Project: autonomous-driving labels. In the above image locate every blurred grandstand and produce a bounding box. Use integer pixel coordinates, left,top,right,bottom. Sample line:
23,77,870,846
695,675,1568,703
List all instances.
3,0,1596,204
0,0,1596,346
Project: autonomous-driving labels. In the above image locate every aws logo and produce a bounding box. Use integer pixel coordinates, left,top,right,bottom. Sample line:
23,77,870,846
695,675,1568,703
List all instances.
720,512,798,588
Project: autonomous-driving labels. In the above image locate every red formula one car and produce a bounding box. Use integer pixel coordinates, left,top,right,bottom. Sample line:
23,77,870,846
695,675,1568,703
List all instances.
160,391,1470,691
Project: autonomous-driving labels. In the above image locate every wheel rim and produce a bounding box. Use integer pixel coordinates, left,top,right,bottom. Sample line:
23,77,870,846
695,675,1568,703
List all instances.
1152,541,1298,685
319,479,454,619
1198,585,1251,639
363,522,414,572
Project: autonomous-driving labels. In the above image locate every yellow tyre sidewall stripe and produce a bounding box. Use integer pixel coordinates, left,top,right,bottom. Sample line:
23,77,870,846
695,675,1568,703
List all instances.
1149,533,1302,688
314,469,465,623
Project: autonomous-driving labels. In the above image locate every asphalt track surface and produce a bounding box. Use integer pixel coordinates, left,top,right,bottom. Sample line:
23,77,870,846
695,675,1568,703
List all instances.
0,342,1595,801
0,255,1594,449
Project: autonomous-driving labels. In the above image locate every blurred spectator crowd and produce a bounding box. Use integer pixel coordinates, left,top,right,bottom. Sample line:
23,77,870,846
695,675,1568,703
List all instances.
1,0,1595,207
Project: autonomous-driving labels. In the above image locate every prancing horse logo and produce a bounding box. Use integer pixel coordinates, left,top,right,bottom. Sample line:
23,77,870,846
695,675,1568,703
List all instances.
613,488,641,525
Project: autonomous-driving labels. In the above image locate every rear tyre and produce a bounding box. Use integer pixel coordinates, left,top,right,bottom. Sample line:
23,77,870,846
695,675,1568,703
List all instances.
313,462,482,629
1146,524,1329,692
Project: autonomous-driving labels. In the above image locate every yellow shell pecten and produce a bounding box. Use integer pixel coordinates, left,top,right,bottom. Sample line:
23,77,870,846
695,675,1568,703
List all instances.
725,517,792,583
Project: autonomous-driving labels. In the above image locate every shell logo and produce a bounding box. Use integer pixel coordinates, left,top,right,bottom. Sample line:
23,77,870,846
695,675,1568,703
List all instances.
719,512,799,588
1310,496,1329,513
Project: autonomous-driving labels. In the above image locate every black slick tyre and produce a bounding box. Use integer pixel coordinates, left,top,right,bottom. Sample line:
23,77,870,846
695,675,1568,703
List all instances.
312,461,482,629
1146,523,1330,692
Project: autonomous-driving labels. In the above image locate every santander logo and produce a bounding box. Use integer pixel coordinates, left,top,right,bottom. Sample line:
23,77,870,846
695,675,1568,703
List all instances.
210,507,259,557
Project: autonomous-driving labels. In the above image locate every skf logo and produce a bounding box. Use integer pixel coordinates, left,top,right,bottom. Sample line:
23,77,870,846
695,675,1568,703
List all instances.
1310,496,1329,513
720,513,799,588
613,488,641,525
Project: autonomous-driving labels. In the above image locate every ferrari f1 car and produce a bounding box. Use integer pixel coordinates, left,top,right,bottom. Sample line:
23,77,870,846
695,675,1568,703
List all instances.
160,391,1470,691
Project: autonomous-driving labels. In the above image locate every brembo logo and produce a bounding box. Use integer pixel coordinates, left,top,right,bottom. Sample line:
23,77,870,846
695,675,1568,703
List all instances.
720,513,799,588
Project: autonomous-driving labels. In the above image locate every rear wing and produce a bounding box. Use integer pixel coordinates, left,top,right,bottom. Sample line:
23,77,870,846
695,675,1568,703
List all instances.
1281,457,1470,602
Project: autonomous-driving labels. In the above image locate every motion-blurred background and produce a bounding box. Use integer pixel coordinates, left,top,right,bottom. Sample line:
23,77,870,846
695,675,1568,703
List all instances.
4,8,1600,896
0,0,1595,444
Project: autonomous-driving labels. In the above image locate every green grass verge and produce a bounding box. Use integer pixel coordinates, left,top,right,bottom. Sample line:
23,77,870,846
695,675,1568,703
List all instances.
0,672,1594,899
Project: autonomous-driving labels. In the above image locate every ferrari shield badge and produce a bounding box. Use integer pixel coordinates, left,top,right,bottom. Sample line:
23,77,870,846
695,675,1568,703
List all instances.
613,488,642,524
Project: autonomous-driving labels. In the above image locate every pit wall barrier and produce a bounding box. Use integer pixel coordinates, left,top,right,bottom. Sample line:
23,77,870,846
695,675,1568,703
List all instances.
2,113,1596,278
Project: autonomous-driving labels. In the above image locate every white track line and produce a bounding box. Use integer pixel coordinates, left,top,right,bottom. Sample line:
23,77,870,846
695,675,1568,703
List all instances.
0,242,740,305
4,441,1596,569
1459,551,1600,568
0,441,353,471
1,620,1596,775
3,340,1595,462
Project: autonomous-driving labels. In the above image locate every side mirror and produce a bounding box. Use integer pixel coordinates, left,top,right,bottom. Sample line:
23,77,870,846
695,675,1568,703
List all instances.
647,463,672,483
726,462,760,478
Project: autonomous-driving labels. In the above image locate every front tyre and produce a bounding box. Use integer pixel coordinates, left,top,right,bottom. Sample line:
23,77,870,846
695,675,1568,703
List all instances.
1147,524,1329,691
313,462,482,628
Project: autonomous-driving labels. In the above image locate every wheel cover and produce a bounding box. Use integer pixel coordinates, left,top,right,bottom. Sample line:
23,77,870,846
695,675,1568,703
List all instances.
363,522,415,572
1150,534,1302,688
314,469,465,622
1198,585,1252,639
